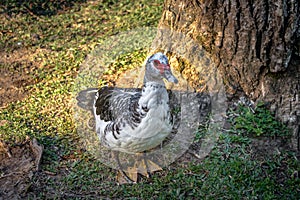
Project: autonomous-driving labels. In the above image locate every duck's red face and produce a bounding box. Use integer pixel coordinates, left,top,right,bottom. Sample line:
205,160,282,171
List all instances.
153,59,170,74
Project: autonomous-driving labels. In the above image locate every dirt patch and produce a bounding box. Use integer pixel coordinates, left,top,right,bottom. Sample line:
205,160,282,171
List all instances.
0,138,43,199
0,48,37,108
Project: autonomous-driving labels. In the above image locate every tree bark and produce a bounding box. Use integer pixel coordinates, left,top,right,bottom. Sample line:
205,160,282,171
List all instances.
154,0,300,150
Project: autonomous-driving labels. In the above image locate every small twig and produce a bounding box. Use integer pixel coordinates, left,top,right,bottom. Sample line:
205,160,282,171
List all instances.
0,172,23,179
44,171,57,176
188,149,201,159
0,104,9,109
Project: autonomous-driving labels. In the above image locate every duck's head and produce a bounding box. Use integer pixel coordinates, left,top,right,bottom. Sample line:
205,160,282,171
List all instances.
144,52,178,85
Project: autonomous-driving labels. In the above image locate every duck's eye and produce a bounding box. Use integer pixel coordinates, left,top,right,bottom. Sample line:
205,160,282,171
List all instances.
153,60,160,66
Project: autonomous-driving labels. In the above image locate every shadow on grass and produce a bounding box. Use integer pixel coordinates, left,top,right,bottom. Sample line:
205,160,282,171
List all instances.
1,0,87,16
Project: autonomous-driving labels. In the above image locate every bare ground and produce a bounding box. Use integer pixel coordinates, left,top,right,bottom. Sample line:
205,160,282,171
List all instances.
0,138,43,199
0,48,37,108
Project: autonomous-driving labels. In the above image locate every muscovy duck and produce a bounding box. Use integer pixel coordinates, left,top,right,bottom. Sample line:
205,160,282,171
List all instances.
77,52,178,182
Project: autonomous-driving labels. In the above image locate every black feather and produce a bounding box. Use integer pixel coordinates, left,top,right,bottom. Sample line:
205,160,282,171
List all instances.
95,86,148,130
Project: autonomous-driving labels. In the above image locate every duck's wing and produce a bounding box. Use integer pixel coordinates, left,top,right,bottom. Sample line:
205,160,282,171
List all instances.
95,87,147,130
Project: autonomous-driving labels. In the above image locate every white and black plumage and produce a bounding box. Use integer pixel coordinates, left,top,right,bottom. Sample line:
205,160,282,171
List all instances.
77,52,178,155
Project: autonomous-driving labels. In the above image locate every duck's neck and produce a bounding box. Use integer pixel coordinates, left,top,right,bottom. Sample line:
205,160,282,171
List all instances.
140,82,168,107
143,81,166,89
143,71,165,86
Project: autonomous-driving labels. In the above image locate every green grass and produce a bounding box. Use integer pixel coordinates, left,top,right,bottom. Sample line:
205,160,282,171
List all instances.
0,0,299,199
29,133,300,199
230,102,291,137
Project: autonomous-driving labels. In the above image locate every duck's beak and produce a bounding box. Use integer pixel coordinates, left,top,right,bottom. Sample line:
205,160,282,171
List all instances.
163,65,178,84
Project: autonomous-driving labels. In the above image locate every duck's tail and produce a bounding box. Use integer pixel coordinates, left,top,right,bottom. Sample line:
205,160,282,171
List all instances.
76,88,98,112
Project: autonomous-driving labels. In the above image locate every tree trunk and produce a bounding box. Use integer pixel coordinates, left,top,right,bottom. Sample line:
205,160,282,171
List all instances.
153,0,300,150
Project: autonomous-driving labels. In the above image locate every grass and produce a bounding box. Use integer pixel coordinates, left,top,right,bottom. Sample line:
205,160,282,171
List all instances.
0,0,299,199
230,102,291,137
